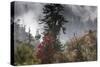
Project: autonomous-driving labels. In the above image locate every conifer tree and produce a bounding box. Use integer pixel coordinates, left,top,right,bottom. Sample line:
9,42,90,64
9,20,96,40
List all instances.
37,4,68,63
40,4,68,51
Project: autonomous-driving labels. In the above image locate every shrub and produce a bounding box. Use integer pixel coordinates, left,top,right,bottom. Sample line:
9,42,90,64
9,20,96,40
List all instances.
64,30,97,62
14,42,40,65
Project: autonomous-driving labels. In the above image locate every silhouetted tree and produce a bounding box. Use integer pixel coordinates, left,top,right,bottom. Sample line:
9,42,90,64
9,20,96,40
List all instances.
40,4,68,38
40,4,68,51
37,4,68,63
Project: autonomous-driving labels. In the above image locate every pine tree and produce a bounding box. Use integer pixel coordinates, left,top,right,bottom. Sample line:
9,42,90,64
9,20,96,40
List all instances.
40,4,68,51
37,4,68,63
40,4,68,37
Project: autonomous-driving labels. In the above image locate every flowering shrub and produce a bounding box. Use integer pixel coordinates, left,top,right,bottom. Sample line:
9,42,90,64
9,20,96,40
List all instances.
64,30,97,62
36,32,56,63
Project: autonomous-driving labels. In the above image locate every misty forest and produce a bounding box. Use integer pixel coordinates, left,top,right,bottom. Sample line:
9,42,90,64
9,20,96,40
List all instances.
11,2,97,65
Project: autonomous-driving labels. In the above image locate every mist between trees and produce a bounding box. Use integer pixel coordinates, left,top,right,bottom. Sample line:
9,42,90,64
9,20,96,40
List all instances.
12,3,97,65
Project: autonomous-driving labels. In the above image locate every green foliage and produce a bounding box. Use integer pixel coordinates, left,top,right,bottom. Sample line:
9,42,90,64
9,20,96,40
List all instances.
40,4,68,37
37,4,68,63
54,39,64,51
14,42,40,65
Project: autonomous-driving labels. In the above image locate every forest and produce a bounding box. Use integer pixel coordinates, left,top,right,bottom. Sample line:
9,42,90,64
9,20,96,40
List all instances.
12,2,97,65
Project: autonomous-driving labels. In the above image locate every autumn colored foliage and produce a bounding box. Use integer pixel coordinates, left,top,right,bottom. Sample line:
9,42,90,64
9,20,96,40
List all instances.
36,32,56,63
64,30,97,62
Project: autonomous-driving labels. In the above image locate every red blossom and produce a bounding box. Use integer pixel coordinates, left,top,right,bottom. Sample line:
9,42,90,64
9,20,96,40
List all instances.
36,32,55,62
37,43,43,49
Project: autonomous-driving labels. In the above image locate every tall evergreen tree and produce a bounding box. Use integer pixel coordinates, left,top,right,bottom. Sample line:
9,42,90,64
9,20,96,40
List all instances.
40,4,68,51
40,4,68,38
37,4,68,63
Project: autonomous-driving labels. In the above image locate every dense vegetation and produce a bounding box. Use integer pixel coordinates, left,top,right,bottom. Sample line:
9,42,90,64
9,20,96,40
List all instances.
14,30,97,65
13,4,97,65
14,42,40,65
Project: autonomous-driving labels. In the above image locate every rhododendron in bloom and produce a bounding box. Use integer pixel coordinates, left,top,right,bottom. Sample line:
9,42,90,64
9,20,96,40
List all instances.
36,32,55,63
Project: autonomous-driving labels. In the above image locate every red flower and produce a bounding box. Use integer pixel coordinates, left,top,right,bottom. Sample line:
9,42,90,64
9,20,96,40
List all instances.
36,32,55,61
38,43,43,49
